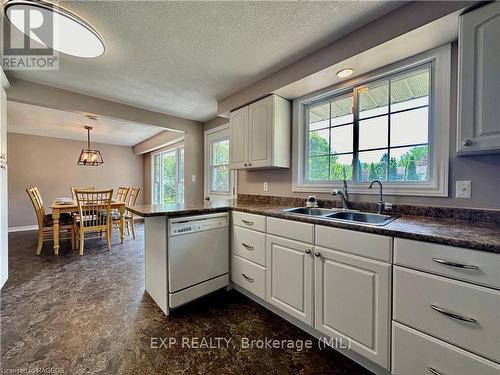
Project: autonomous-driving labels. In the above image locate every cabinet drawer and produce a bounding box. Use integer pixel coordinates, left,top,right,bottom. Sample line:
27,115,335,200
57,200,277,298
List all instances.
392,322,500,375
395,238,500,289
393,266,500,362
315,225,392,262
267,217,314,243
232,211,266,232
232,226,266,266
232,255,266,300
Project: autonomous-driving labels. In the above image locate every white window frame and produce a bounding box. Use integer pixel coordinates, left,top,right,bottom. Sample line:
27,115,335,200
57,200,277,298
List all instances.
292,44,451,197
204,124,236,199
151,142,185,204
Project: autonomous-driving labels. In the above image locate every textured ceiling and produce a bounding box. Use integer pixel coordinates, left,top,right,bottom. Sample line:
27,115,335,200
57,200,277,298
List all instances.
4,1,405,121
7,101,164,146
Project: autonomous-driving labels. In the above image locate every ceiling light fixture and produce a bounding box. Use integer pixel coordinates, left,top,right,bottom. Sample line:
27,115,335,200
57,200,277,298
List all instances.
4,0,105,58
336,68,354,78
77,116,103,166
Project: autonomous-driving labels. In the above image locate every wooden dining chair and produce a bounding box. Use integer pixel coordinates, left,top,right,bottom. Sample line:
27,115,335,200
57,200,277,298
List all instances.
115,186,130,203
74,189,113,256
26,186,74,255
70,186,96,200
110,187,140,239
125,187,140,239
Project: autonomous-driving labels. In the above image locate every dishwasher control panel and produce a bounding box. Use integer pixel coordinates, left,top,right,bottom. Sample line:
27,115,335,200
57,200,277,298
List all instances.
169,214,228,236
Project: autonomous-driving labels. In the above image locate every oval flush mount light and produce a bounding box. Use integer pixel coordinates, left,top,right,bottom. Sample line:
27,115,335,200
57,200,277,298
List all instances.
4,0,105,58
336,68,354,78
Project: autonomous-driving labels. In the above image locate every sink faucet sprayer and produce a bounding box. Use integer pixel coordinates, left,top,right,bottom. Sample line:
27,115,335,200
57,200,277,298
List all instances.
331,179,350,209
369,179,385,214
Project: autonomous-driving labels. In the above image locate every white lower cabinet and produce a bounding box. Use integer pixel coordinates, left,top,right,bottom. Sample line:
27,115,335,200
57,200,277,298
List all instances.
392,322,500,375
266,235,313,325
232,255,266,300
314,246,391,369
393,266,500,363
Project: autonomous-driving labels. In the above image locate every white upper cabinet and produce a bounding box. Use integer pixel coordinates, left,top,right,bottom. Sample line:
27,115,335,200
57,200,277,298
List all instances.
229,106,248,169
457,2,500,155
229,94,290,169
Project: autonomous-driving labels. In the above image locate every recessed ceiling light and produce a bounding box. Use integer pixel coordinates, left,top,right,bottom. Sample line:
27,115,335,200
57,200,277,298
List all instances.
336,68,354,78
4,0,105,58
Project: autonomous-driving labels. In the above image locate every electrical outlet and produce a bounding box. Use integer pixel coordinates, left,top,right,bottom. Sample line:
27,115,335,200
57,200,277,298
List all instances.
263,182,269,192
191,174,196,182
455,180,471,199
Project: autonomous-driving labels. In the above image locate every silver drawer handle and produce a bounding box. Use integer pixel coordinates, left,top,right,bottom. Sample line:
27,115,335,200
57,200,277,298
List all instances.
242,273,254,282
432,258,478,270
430,304,478,324
241,220,254,226
428,367,443,375
242,243,254,250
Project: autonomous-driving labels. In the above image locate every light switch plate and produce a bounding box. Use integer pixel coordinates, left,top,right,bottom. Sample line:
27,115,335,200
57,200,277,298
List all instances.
455,180,471,199
191,174,196,182
263,182,269,192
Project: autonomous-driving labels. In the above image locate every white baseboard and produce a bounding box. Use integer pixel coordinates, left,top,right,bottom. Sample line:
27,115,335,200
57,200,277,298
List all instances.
8,225,38,233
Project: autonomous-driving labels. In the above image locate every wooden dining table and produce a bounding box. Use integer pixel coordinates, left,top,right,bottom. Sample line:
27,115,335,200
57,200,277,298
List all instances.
50,200,126,255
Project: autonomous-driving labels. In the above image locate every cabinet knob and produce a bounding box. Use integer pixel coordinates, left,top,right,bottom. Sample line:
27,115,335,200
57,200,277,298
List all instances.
244,163,248,167
314,252,321,257
248,163,252,166
462,139,472,147
305,249,311,254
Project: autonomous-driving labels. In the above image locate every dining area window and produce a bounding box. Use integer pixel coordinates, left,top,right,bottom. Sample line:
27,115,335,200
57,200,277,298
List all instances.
152,144,185,205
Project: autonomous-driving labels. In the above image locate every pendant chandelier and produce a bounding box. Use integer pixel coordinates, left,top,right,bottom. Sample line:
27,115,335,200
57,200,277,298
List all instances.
77,115,103,166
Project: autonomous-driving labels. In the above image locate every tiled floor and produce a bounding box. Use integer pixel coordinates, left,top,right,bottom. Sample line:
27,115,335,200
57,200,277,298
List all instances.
1,224,372,374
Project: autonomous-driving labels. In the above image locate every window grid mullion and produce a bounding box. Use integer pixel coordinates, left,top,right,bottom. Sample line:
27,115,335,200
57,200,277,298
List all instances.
387,78,392,181
353,89,360,182
328,101,332,181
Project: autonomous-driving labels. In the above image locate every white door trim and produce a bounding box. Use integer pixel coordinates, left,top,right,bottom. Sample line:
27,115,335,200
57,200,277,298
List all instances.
204,124,237,201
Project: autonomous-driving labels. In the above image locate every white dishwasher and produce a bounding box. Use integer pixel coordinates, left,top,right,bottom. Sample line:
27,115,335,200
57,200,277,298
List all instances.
168,212,229,309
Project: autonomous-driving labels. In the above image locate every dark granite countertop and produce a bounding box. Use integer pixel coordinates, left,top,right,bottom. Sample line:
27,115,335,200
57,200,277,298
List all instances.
128,200,500,254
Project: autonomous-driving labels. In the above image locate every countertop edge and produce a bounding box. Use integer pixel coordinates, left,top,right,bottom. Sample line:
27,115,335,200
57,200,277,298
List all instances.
128,205,500,254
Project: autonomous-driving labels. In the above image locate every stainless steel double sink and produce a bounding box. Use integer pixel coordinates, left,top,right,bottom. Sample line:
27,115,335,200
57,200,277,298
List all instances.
283,207,399,226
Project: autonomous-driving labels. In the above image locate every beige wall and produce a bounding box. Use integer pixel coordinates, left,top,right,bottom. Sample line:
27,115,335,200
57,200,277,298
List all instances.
203,116,229,132
133,130,184,155
143,153,152,204
7,79,205,204
8,133,144,227
237,43,500,210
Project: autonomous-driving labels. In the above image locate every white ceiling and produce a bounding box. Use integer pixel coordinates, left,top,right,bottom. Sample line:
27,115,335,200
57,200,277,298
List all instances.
4,1,406,122
7,101,164,146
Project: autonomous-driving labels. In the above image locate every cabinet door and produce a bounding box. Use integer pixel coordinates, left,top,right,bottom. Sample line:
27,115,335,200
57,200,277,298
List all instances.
457,2,500,154
248,96,273,168
266,235,313,325
0,88,6,163
314,246,391,369
229,106,248,169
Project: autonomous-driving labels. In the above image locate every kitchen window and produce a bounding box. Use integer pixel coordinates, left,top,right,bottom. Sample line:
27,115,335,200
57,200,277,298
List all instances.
293,45,451,196
152,144,184,204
